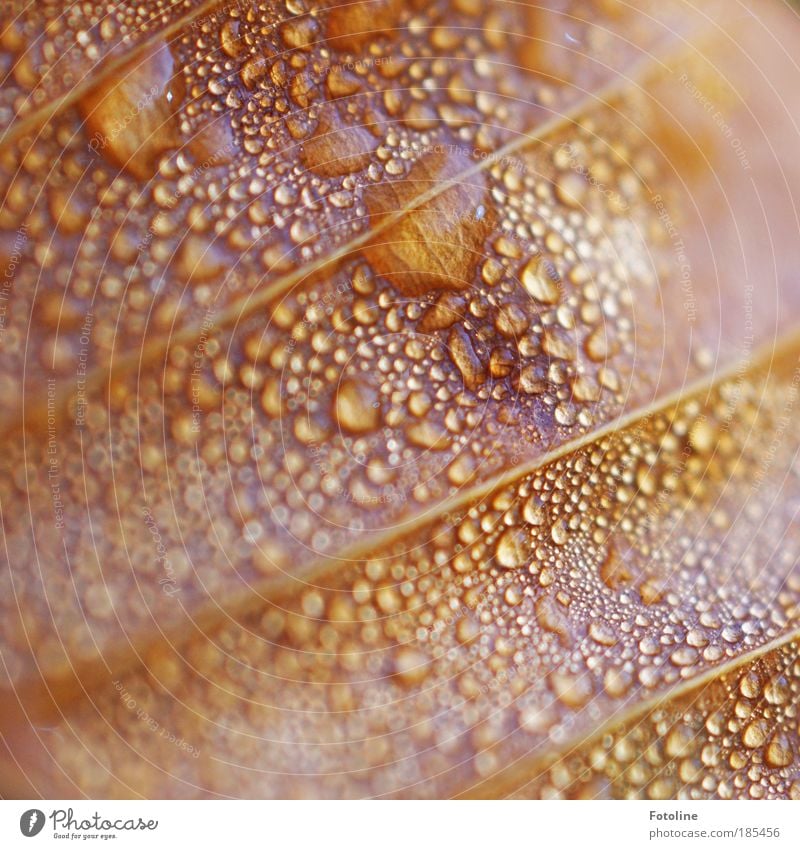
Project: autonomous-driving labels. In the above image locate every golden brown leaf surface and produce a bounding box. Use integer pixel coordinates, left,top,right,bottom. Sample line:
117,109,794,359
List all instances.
5,351,800,798
1,0,800,799
507,638,800,800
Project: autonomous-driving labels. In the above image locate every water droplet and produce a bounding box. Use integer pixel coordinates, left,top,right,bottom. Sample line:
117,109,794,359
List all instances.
393,648,430,687
522,495,546,526
496,528,529,569
362,150,493,296
670,646,699,667
80,43,184,180
549,668,593,708
764,675,790,705
742,719,768,749
589,619,617,646
765,732,794,768
521,256,561,304
334,379,381,434
449,325,486,391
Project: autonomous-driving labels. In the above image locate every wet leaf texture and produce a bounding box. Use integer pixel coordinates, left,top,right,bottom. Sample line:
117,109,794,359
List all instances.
1,0,800,798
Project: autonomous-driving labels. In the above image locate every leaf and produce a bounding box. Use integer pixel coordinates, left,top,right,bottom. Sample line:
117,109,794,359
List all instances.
4,346,800,798
1,0,800,798
505,636,800,800
0,3,217,140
